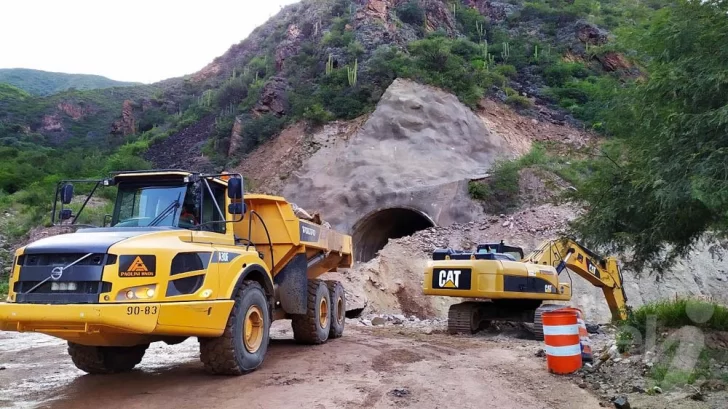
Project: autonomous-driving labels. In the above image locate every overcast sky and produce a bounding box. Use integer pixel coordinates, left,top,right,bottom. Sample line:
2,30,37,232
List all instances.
0,0,300,84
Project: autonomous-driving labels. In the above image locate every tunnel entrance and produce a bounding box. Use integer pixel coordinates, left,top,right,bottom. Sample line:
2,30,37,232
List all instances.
352,208,435,263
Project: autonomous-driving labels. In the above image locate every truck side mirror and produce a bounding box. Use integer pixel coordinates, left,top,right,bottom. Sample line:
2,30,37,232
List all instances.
60,184,74,205
59,209,73,221
228,202,246,215
227,177,243,199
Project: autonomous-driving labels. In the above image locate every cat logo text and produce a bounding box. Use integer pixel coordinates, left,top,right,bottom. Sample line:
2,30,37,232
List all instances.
432,268,472,290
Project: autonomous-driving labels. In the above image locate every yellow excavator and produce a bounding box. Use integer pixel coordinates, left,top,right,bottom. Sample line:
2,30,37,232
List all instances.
422,238,629,339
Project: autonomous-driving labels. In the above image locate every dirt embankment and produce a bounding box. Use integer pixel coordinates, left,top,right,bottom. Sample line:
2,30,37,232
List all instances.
325,203,581,318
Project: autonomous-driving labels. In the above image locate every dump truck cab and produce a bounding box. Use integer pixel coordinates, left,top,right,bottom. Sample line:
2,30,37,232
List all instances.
1,169,353,376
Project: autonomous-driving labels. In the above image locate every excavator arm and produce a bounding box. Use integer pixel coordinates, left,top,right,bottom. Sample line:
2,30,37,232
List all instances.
525,238,629,321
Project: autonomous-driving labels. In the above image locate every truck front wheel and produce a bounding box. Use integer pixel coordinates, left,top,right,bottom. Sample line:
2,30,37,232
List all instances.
292,279,331,344
67,342,148,374
199,281,271,375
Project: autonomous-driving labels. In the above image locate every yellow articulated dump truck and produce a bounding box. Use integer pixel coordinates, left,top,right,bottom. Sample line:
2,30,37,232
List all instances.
0,169,353,375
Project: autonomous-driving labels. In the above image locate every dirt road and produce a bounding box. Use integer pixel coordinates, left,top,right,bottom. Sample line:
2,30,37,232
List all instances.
0,322,601,409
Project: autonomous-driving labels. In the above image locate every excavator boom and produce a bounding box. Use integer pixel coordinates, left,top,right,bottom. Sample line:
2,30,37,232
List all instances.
525,238,629,321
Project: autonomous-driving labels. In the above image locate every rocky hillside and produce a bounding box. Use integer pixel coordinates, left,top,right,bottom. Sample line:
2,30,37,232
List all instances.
2,1,658,185
0,0,668,279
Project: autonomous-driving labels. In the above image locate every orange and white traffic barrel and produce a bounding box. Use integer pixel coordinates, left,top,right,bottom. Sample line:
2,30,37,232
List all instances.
542,309,582,374
559,307,593,363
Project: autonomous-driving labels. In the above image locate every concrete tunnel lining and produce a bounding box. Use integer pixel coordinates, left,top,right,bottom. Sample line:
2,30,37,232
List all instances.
352,207,436,263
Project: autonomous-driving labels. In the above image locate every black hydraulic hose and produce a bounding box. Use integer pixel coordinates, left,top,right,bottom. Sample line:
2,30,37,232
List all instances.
248,210,275,270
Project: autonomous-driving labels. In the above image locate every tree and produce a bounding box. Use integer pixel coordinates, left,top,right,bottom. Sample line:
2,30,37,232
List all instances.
568,0,728,272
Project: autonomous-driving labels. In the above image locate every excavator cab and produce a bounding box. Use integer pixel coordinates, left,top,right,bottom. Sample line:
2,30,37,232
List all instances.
475,241,525,261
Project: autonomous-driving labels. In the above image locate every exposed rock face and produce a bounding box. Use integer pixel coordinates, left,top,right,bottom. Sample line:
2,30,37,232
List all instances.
465,0,518,22
144,115,215,171
424,0,458,35
110,100,136,136
281,78,514,231
275,24,304,72
576,20,609,45
570,237,728,324
596,51,631,72
356,0,389,23
228,116,244,157
41,114,63,133
254,77,289,116
192,62,223,83
57,102,95,120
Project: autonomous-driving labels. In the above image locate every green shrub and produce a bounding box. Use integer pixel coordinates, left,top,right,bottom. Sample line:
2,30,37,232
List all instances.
236,114,286,155
505,94,533,109
495,64,518,79
468,181,489,201
303,103,334,125
543,61,591,87
469,159,522,214
396,0,425,27
624,298,728,336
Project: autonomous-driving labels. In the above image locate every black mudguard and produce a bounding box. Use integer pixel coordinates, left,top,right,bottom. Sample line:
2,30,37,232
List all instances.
274,253,308,315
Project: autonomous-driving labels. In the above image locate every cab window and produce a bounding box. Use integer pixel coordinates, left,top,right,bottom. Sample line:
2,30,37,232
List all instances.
201,181,227,233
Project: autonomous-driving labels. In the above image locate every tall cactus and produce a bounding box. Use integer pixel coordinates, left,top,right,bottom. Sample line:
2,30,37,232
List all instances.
347,59,358,87
326,53,334,76
502,42,511,62
476,20,485,41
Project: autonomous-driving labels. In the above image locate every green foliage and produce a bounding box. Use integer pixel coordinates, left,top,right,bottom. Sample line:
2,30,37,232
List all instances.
495,64,518,79
0,83,31,101
234,114,287,156
616,298,728,388
505,94,533,109
303,103,334,126
322,16,356,48
623,298,728,337
469,143,594,212
396,0,425,27
569,0,728,271
516,1,590,24
455,6,490,42
0,281,8,298
471,159,522,214
543,61,591,87
0,68,139,96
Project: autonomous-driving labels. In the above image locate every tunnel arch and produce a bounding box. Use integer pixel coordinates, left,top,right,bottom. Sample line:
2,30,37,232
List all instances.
352,207,436,263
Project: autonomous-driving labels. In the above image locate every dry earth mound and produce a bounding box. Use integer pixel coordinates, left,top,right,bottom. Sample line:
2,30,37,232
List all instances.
280,78,514,231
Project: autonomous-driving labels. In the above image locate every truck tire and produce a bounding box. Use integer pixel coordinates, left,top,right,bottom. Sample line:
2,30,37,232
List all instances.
199,281,270,375
67,342,148,374
326,280,346,339
292,279,331,344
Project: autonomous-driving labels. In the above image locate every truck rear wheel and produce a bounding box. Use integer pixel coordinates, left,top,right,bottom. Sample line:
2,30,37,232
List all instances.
67,342,148,374
199,281,270,375
292,279,331,344
326,280,346,339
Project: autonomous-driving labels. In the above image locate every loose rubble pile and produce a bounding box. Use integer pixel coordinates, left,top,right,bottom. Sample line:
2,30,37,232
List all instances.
560,329,728,409
330,203,580,319
348,313,447,334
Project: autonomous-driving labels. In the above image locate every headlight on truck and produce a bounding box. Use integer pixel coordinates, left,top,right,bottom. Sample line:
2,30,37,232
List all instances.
116,284,157,301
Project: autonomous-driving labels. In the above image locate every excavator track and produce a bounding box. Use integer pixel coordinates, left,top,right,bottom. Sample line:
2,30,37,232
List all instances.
533,304,564,341
447,302,486,334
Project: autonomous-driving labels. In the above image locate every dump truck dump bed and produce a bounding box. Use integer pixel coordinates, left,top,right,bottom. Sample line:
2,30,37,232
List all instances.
239,194,352,278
